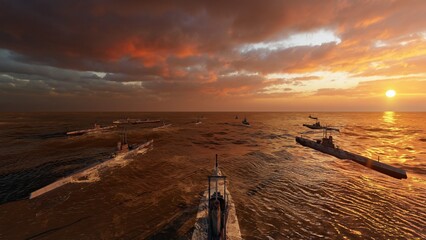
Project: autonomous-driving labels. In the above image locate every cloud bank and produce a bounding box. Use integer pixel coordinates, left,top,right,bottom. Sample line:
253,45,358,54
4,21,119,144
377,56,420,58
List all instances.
1,0,425,111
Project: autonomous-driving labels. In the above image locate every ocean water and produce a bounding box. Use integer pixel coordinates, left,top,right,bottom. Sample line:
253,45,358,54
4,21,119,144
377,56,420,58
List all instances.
0,112,425,239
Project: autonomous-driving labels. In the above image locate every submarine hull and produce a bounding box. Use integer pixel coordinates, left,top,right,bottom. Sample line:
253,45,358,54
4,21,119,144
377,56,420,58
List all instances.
296,137,407,179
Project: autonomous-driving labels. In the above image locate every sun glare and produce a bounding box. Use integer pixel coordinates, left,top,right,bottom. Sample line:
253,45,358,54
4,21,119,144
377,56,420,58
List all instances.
386,89,396,98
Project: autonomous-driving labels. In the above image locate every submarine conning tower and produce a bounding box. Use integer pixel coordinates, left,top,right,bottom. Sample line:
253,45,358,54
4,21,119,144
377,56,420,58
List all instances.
117,132,129,152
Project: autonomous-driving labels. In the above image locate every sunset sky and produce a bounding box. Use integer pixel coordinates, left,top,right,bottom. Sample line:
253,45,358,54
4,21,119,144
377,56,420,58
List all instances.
1,0,425,111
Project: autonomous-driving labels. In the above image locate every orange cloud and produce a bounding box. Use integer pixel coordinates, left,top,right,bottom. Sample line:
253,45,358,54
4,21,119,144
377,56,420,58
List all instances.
1,0,426,111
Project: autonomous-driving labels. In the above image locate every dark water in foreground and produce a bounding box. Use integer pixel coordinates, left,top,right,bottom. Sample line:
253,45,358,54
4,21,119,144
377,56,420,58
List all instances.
0,112,425,239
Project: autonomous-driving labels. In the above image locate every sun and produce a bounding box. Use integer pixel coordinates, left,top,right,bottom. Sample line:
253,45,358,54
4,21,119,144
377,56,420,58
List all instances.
386,89,396,98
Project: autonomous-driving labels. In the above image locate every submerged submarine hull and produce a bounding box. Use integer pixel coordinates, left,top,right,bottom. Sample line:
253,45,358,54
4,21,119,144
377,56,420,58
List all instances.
296,137,407,179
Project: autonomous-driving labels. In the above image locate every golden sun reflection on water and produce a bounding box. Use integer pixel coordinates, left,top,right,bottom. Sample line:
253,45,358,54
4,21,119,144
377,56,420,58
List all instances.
383,111,395,125
362,112,419,165
382,111,418,164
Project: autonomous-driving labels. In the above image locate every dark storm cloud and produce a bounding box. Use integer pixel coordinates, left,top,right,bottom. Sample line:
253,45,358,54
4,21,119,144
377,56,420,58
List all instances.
0,0,340,73
0,50,146,98
0,50,101,82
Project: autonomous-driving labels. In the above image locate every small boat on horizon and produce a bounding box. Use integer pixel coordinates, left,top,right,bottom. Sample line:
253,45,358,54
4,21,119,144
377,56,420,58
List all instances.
303,115,339,131
303,122,323,129
192,155,242,240
66,124,116,136
113,118,161,124
113,118,138,124
242,117,250,127
133,119,161,124
303,115,323,129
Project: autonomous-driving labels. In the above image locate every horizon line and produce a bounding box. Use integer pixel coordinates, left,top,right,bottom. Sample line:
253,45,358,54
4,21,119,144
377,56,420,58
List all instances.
1,110,425,113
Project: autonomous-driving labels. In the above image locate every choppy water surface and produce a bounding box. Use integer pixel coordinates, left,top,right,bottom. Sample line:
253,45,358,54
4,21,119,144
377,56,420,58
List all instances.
0,112,425,239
